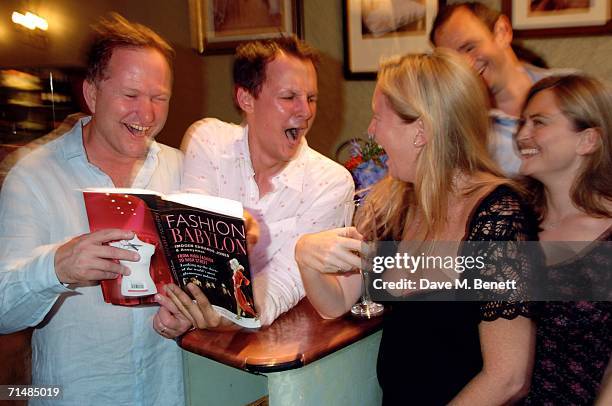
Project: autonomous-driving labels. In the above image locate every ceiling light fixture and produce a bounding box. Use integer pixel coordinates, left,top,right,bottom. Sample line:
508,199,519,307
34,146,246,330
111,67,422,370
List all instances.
12,11,48,31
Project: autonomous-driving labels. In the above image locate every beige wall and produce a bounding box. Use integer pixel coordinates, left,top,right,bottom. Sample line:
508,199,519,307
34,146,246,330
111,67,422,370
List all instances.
448,0,612,79
1,0,610,156
194,0,612,158
313,0,612,158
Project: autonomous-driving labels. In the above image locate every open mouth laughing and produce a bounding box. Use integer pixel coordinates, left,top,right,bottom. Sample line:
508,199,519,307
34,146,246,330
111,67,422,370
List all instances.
124,123,151,137
517,142,540,158
520,148,539,156
474,63,486,76
284,128,298,141
284,127,307,142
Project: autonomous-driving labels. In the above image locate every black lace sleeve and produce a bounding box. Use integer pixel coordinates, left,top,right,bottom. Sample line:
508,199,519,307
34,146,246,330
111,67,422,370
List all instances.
461,185,541,321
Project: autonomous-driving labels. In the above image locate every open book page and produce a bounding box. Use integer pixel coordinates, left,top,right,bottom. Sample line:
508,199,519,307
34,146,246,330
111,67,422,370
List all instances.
83,188,260,328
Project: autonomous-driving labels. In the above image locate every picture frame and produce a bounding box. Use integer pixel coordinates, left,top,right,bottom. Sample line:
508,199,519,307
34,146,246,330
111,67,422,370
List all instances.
502,0,612,38
343,0,442,79
188,0,304,55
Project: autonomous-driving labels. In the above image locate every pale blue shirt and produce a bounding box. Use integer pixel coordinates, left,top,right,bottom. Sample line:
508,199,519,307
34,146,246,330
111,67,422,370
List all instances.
490,64,551,176
0,117,185,406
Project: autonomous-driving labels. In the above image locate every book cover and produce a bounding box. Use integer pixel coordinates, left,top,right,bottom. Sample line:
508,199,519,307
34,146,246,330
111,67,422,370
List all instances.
83,188,260,328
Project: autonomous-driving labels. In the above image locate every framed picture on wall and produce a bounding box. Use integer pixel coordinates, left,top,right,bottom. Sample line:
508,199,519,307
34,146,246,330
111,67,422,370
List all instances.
343,0,442,79
188,0,303,54
502,0,612,38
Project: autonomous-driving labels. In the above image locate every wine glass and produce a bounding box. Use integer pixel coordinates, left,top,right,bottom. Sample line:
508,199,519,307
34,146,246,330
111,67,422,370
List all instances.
345,199,384,318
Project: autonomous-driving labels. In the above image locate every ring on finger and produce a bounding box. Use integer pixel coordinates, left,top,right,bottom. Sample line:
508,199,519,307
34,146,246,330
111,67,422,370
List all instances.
160,326,167,334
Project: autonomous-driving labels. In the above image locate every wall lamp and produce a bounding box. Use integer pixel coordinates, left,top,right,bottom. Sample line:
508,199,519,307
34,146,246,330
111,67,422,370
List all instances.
11,11,48,31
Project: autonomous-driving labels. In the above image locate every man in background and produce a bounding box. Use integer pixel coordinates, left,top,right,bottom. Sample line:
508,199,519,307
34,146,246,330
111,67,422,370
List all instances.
172,36,354,327
431,2,552,175
0,14,190,404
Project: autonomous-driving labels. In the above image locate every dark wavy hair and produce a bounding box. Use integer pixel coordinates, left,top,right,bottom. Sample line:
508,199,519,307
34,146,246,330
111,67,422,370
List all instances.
522,74,612,221
430,1,501,44
232,35,319,99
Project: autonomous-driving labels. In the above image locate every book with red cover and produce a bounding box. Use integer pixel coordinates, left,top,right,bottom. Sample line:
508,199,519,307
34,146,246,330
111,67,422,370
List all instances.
83,188,260,328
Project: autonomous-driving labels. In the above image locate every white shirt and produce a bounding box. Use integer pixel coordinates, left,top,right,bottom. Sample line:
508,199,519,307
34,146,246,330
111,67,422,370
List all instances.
0,117,184,405
181,118,354,326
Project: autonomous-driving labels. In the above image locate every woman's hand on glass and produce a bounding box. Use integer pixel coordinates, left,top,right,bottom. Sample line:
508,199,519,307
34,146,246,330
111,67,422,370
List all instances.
295,227,364,274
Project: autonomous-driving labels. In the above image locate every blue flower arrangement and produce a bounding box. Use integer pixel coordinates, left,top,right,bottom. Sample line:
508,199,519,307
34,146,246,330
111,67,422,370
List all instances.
338,138,388,197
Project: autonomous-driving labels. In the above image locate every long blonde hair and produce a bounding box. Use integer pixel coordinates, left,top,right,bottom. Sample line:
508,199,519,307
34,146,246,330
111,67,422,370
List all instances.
360,49,508,240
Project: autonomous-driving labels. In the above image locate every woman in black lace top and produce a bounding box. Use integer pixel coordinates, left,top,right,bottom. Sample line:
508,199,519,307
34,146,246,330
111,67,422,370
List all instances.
295,49,539,404
515,74,612,405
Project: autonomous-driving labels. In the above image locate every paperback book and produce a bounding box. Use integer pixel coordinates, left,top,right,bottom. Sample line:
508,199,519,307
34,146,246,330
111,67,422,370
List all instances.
83,188,260,328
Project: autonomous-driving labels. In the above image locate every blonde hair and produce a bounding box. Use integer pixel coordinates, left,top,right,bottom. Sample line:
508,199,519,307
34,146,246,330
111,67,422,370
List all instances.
523,74,612,220
86,13,174,85
359,49,508,240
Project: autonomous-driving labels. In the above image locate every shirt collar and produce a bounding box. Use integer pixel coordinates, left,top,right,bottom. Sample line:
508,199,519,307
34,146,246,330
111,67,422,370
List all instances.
239,125,307,192
490,109,519,125
61,116,91,161
489,63,548,124
59,115,161,186
131,142,160,188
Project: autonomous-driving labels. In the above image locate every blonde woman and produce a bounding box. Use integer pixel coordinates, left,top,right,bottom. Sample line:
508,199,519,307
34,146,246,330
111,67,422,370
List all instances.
296,49,539,405
515,74,612,405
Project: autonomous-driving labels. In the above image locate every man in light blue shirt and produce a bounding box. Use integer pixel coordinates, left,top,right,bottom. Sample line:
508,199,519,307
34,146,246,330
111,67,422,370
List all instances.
431,2,551,176
0,14,190,405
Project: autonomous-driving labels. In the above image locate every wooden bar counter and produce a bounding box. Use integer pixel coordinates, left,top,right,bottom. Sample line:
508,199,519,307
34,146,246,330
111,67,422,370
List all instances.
178,298,383,405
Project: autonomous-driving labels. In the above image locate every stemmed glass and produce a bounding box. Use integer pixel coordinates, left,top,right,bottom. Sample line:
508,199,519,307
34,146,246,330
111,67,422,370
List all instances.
345,199,384,318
